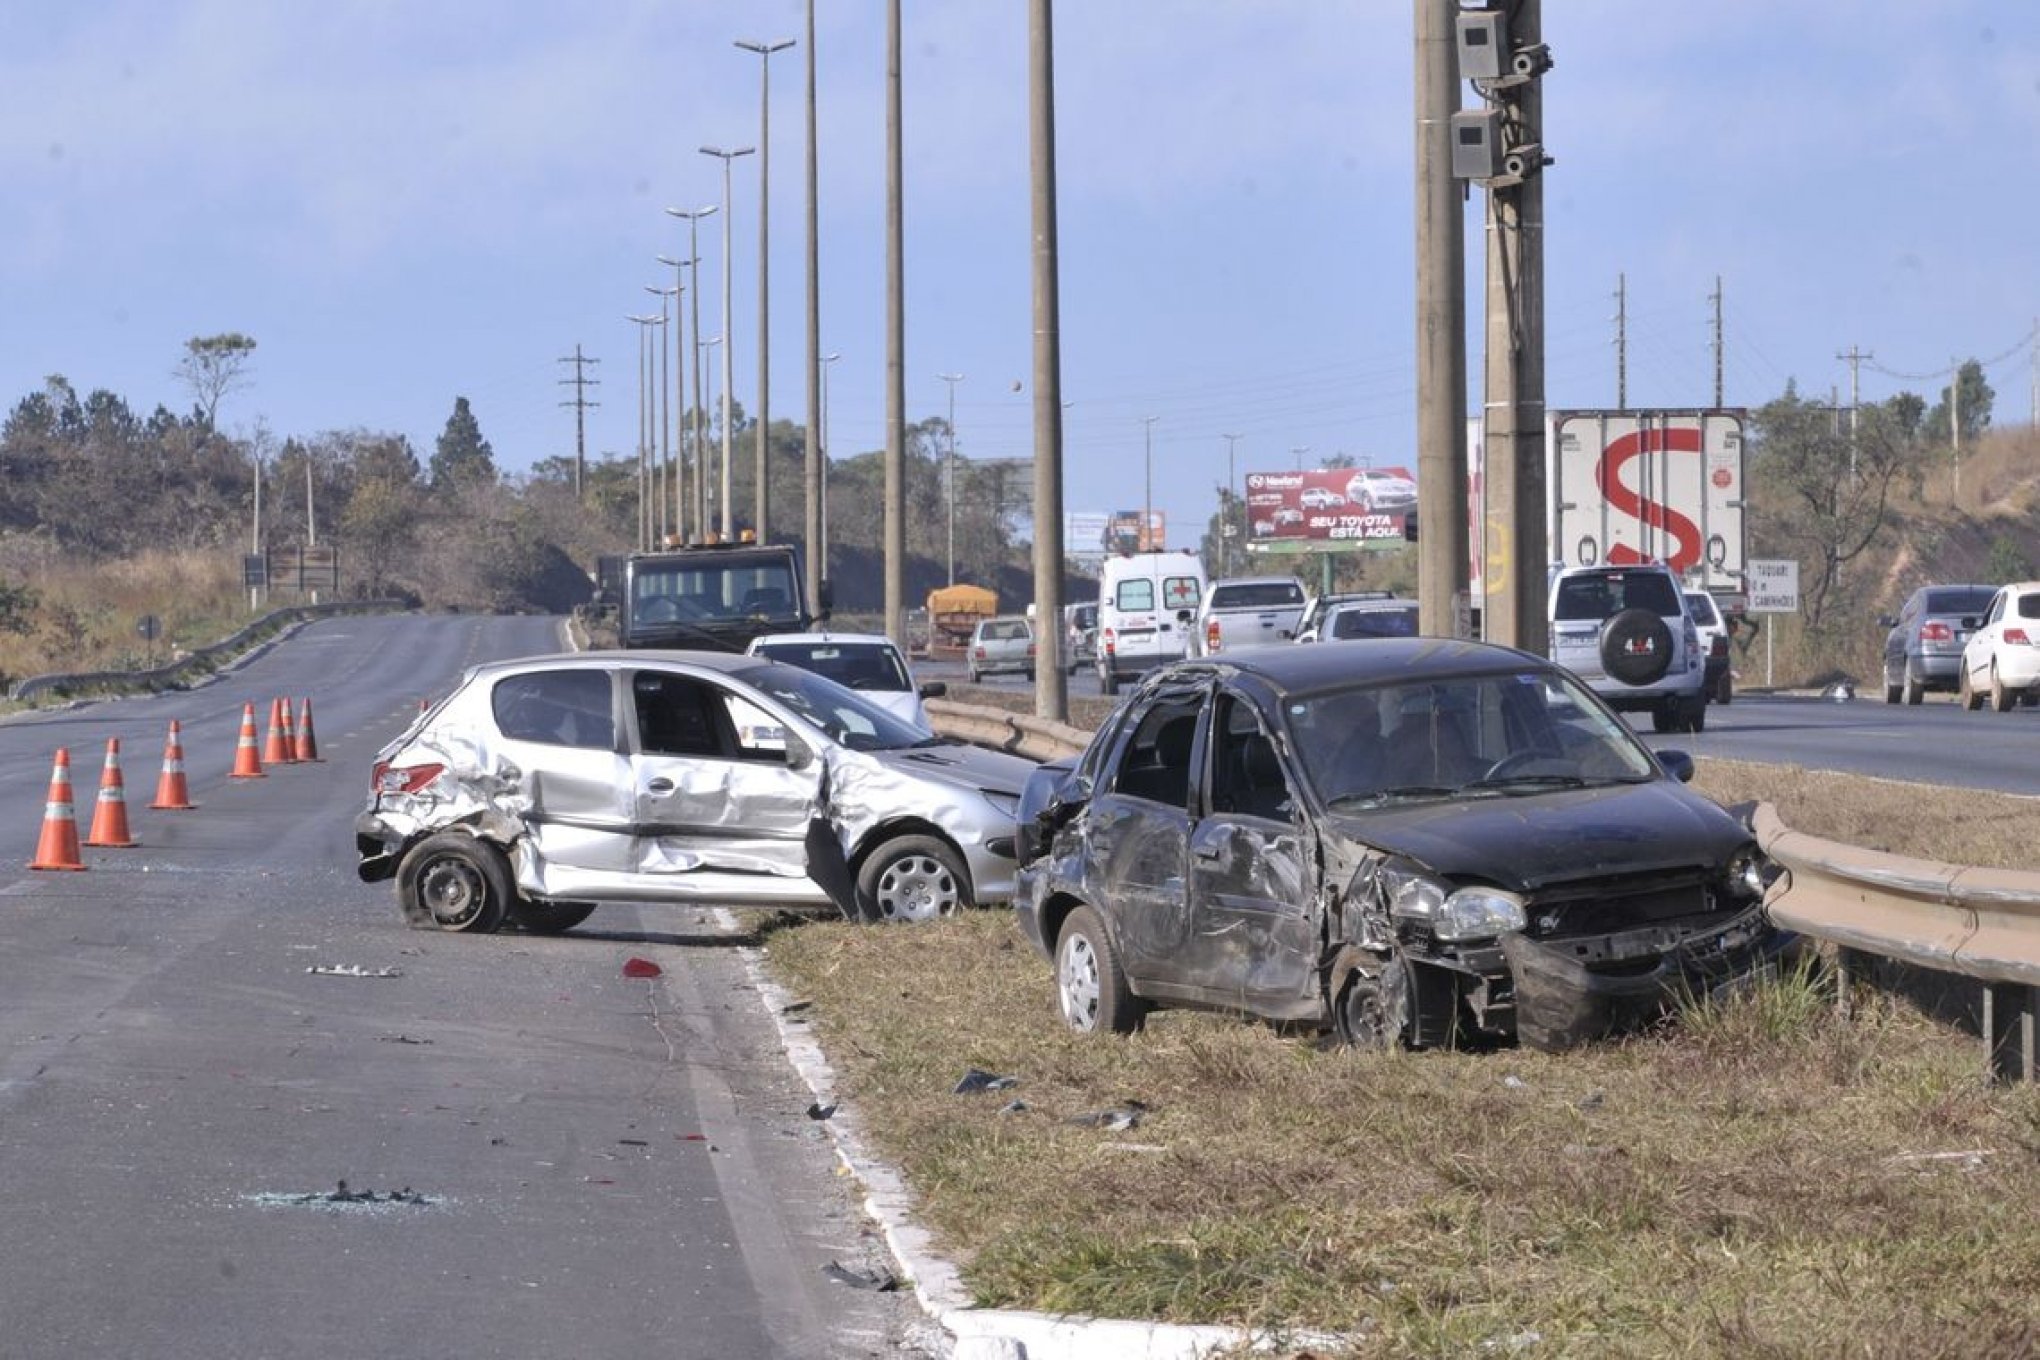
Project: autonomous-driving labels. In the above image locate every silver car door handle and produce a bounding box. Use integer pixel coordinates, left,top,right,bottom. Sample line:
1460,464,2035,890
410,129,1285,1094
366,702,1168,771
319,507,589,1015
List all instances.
647,778,675,794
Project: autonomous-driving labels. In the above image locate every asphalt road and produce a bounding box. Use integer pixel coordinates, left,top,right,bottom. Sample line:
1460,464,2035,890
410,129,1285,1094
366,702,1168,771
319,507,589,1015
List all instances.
0,614,924,1360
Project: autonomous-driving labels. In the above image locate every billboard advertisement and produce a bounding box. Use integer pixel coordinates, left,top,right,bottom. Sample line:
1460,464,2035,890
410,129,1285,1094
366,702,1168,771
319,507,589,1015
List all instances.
1106,510,1166,554
1243,466,1416,546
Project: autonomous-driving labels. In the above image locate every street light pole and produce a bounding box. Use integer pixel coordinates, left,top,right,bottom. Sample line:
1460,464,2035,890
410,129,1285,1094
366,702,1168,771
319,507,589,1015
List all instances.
939,372,965,584
802,0,825,616
656,253,696,540
736,37,795,543
700,146,755,538
1142,415,1160,551
665,204,718,540
701,334,723,521
1222,432,1242,575
627,313,665,550
645,284,676,544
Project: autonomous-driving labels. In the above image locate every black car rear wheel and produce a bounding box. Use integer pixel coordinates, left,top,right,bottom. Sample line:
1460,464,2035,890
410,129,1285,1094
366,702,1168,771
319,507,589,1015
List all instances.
1055,905,1143,1034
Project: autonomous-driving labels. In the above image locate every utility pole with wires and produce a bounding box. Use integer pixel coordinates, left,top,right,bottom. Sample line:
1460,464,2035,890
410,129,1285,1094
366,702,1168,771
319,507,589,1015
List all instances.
1836,343,1872,481
557,346,601,501
1613,273,1626,409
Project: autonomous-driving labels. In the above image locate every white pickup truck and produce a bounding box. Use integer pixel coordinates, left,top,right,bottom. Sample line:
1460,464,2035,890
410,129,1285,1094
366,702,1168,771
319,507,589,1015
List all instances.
1192,575,1308,657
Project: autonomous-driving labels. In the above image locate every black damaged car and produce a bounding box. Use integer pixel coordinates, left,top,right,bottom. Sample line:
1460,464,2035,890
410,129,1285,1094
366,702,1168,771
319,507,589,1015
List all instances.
1014,639,1790,1052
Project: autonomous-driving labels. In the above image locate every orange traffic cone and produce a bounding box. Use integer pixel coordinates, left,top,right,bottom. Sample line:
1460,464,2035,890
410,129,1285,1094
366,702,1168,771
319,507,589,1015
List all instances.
150,720,196,810
294,697,322,762
231,702,266,779
279,698,300,765
86,738,138,848
30,748,86,871
263,698,293,766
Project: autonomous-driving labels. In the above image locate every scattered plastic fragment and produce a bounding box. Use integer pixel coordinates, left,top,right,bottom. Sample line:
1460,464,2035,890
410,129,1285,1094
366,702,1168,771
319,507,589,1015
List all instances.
807,1102,837,1121
307,965,402,978
952,1068,1018,1095
378,1034,432,1045
617,1138,649,1147
1067,1100,1148,1131
1501,1075,1529,1090
622,957,663,979
1576,1090,1605,1111
996,1099,1029,1116
247,1179,434,1211
822,1260,900,1292
780,999,814,1015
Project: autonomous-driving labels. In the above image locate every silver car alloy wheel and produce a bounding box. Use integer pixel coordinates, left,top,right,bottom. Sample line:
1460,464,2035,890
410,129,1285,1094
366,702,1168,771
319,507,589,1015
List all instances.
871,851,961,922
1057,931,1102,1031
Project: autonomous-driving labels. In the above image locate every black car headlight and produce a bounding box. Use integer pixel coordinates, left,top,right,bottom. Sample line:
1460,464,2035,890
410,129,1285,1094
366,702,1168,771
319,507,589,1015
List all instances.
1722,846,1767,902
1382,865,1527,943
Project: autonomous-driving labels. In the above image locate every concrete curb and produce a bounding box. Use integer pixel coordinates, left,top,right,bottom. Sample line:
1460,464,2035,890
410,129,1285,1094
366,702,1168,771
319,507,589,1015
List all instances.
724,910,1328,1360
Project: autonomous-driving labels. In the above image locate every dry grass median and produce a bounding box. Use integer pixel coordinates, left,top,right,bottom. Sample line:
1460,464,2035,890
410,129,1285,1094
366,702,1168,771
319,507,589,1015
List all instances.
763,760,2040,1357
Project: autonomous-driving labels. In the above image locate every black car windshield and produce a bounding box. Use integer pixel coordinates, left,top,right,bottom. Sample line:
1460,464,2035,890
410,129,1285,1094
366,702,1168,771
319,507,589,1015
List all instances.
1285,667,1658,807
753,640,911,694
738,661,931,752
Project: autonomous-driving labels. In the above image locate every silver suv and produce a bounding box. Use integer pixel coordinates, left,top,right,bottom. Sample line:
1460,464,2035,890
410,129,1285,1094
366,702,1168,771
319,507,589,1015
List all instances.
1549,563,1708,734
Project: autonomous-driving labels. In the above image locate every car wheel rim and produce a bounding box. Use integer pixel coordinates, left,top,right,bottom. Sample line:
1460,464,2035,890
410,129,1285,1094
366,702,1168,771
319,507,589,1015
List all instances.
873,853,959,922
418,858,485,928
1058,934,1101,1031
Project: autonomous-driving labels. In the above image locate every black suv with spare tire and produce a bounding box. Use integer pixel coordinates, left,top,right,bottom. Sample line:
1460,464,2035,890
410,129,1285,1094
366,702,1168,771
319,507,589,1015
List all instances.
1548,562,1709,734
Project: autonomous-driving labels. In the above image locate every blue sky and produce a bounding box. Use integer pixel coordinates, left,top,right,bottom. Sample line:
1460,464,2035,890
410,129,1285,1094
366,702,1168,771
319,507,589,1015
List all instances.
3,2,2036,550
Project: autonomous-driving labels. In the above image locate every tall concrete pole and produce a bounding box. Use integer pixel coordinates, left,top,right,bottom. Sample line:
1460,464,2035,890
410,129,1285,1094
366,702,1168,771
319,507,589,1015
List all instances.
939,372,965,584
1221,432,1241,576
1481,0,1547,653
645,285,675,544
883,0,906,645
737,39,794,543
802,0,825,613
1029,0,1067,718
665,206,717,539
1415,0,1468,638
1143,416,1159,550
656,253,695,537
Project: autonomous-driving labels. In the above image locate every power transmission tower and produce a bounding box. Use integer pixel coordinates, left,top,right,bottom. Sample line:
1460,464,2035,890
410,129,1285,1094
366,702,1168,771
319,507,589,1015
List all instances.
558,346,602,500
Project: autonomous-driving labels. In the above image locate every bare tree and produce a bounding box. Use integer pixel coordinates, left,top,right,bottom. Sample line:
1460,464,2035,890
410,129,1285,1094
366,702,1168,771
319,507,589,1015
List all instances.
174,333,258,430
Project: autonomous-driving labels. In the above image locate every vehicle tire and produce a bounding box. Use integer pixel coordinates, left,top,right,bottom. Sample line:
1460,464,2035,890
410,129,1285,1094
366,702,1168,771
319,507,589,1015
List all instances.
1903,667,1925,706
1960,666,1985,711
1024,667,1036,682
1100,665,1119,697
1055,905,1144,1035
1883,668,1902,705
1333,955,1410,1050
855,834,969,923
966,665,980,685
511,900,597,934
396,833,513,933
1600,609,1674,686
1716,671,1734,705
1684,698,1707,734
1991,665,2016,713
1651,702,1676,734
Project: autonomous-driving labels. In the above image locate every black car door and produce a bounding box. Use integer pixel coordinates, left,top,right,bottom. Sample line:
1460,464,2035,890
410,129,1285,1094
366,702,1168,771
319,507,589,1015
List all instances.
1181,689,1319,1021
1084,687,1207,988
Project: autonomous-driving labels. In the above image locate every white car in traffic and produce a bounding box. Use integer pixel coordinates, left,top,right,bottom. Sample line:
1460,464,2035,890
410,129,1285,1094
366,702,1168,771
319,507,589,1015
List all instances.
1957,581,2040,711
748,631,943,732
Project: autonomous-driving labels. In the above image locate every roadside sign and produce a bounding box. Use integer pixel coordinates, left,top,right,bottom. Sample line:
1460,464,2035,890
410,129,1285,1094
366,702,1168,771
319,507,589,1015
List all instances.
1747,558,1799,614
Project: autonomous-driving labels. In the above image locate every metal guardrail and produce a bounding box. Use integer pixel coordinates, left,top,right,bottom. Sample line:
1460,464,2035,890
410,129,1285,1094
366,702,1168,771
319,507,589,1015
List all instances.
1755,802,2040,1083
925,698,1089,764
11,600,405,702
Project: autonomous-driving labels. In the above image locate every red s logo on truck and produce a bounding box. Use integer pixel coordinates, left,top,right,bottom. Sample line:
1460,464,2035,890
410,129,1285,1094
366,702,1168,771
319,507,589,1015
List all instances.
1595,426,1704,572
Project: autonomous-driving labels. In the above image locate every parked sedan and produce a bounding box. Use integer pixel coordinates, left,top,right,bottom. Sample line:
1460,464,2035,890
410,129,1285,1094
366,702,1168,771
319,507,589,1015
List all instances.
357,651,1032,931
747,630,944,732
1014,641,1786,1052
968,615,1036,683
1957,581,2040,711
1881,583,1997,704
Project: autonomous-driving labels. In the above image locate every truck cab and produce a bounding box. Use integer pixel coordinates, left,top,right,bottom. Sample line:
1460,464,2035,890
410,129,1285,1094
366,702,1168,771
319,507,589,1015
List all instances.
612,541,826,652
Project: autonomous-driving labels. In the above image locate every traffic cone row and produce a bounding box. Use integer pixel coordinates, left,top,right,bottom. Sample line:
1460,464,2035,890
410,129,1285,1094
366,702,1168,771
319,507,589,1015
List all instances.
29,697,324,870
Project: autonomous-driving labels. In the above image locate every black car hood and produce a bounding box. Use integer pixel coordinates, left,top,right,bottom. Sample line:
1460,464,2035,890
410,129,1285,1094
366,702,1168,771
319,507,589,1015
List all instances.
1321,779,1746,892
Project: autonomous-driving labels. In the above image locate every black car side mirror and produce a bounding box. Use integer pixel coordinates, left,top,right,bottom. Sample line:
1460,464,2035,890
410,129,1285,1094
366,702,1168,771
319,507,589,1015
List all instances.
1656,749,1695,783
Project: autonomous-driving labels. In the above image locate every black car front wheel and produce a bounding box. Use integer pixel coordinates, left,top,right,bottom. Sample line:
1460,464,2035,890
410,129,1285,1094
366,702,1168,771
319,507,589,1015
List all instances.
1334,955,1410,1050
396,833,513,934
